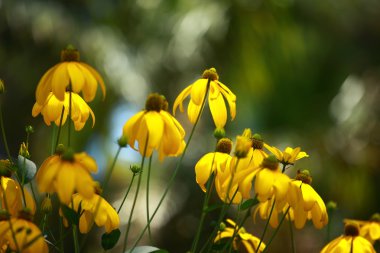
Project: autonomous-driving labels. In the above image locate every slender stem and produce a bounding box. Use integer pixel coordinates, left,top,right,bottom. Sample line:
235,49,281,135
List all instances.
130,79,211,252
256,198,276,252
262,206,291,253
72,224,80,253
0,103,12,161
191,152,217,253
55,106,65,150
226,200,243,253
29,180,38,210
67,91,72,147
350,237,354,253
102,146,122,193
122,135,149,252
59,217,64,253
288,212,296,253
146,155,153,242
51,125,57,155
117,174,137,214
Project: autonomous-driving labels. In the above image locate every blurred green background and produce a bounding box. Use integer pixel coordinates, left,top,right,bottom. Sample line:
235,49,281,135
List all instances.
1,0,379,252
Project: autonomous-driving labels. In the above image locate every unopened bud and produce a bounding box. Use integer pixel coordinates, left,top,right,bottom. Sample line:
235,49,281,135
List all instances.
213,128,225,140
219,222,226,231
118,136,128,148
130,164,141,174
25,125,34,134
19,142,30,159
41,197,53,214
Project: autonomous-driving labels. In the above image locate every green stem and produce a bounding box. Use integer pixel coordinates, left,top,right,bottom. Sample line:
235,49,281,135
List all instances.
59,217,65,253
288,212,296,253
102,146,122,193
130,78,211,252
55,106,65,151
226,201,243,253
256,198,276,252
122,135,149,252
146,155,153,242
29,180,38,210
72,224,80,253
0,103,12,162
117,174,137,214
68,90,72,147
262,206,291,253
191,151,217,253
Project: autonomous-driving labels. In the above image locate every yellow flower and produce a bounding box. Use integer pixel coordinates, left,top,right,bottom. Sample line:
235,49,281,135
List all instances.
254,155,290,203
195,138,232,192
287,170,328,229
214,219,266,253
62,193,120,234
0,177,36,216
32,92,95,131
265,145,308,166
253,197,288,228
0,218,48,253
122,93,186,161
35,150,97,204
345,214,380,243
173,67,236,128
321,222,376,253
234,129,253,158
35,45,105,104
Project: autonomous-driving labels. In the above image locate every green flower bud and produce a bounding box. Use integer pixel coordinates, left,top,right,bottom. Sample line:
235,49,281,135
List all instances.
130,164,141,174
326,201,337,211
25,125,34,134
213,128,225,140
118,136,128,148
219,222,226,231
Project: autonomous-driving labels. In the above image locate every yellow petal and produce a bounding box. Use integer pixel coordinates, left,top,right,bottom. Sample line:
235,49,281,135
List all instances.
67,62,85,93
77,63,98,102
254,169,274,201
187,100,201,124
208,86,227,128
56,164,76,204
190,79,208,105
51,63,70,101
195,153,216,192
122,111,145,149
36,65,58,104
217,81,237,120
173,85,192,115
80,62,106,100
143,111,164,151
79,211,94,234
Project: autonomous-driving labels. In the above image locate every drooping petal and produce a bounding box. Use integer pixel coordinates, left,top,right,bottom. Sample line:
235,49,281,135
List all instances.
36,65,58,104
173,85,192,115
51,63,70,101
190,79,208,106
67,62,85,93
217,81,237,120
79,211,94,234
77,63,98,102
56,164,76,204
187,100,201,124
122,111,145,149
208,87,227,128
80,63,106,100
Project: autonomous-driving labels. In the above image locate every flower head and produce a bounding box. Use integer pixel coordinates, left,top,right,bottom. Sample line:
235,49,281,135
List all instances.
265,145,308,166
234,129,253,158
345,214,380,243
214,219,266,252
35,149,97,204
122,93,186,161
62,193,120,234
0,217,48,253
254,155,290,202
173,67,236,128
321,222,376,253
35,45,106,104
0,177,36,216
32,92,95,131
287,170,328,229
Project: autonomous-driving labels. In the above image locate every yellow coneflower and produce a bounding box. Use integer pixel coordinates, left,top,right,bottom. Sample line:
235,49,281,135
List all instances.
265,145,308,166
35,45,105,104
345,214,380,244
321,222,376,253
287,170,328,229
0,217,48,253
173,67,236,128
35,148,97,204
0,177,36,216
62,193,119,234
32,91,95,131
122,93,186,161
214,219,266,253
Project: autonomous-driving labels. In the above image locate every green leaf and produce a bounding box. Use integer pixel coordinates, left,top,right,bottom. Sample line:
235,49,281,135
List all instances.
151,250,169,253
101,229,121,250
61,205,79,225
239,198,259,211
204,203,223,213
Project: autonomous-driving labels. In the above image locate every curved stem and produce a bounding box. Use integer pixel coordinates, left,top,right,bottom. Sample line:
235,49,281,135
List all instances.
256,198,276,252
146,155,153,242
117,174,137,214
262,206,291,253
102,146,122,193
130,79,211,252
191,151,217,253
0,103,12,162
122,135,149,252
288,212,296,253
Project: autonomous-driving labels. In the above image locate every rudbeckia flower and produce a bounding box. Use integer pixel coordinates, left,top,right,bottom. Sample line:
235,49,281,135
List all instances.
35,45,105,104
254,155,290,203
345,214,380,244
32,92,95,131
62,193,120,234
0,217,48,253
214,219,266,253
265,145,308,167
35,148,97,204
173,67,236,128
195,138,232,192
287,170,328,229
253,197,288,228
321,222,376,253
0,177,36,216
122,93,186,161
